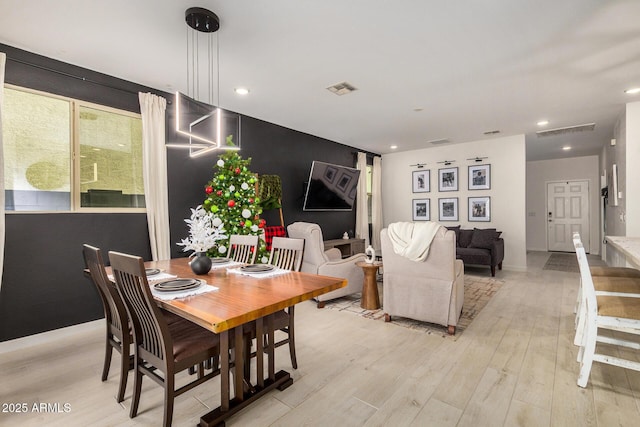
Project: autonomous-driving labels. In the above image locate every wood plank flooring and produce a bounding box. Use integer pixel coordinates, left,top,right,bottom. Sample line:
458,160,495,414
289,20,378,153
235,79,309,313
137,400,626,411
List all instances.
2,251,640,426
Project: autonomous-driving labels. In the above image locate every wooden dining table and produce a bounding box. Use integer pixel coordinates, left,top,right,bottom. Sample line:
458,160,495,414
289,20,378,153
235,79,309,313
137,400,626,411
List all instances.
143,258,346,427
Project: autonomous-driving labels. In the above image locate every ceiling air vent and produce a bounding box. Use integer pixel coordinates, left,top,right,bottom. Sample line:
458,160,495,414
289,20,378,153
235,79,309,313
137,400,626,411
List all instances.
428,138,450,145
326,82,357,96
484,130,501,135
537,123,595,137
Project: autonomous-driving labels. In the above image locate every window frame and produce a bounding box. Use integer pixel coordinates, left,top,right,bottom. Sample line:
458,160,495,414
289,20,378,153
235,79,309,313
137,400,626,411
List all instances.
4,84,146,214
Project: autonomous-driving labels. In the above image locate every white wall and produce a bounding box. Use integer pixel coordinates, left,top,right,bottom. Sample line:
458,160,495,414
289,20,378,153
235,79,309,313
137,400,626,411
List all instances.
526,156,600,254
381,134,527,271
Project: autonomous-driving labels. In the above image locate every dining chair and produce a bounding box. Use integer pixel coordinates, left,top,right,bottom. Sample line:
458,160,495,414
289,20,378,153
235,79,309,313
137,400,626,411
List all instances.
572,233,640,345
573,240,640,388
266,237,305,369
83,244,132,403
108,251,221,427
228,234,259,264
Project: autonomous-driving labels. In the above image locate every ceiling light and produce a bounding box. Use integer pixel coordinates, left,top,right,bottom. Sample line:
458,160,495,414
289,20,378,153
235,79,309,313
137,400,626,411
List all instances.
234,87,250,95
537,120,549,126
562,146,572,151
625,87,640,94
390,145,398,150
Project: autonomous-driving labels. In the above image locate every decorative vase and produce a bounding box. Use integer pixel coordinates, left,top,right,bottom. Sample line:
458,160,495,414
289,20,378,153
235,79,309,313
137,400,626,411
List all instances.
190,252,212,275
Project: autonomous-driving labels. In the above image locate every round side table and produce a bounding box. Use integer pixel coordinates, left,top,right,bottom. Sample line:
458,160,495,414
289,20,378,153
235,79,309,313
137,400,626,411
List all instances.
356,261,382,310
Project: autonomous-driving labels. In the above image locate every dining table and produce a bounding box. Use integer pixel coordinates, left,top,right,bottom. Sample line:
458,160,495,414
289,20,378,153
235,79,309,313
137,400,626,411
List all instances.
141,257,346,427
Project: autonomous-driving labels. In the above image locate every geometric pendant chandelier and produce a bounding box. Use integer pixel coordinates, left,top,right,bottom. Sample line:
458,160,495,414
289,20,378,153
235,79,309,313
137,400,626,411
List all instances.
167,7,241,157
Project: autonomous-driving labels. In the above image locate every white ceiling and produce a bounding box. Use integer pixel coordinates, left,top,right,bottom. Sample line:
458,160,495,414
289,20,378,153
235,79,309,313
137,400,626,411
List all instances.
1,0,639,161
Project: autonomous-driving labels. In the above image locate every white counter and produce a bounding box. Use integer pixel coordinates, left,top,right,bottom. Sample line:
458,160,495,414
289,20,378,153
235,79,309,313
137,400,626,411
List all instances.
605,236,640,269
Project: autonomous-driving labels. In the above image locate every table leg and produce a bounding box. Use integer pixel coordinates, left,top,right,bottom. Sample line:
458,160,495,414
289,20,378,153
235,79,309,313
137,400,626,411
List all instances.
361,266,381,310
234,326,244,401
220,330,230,411
256,317,264,388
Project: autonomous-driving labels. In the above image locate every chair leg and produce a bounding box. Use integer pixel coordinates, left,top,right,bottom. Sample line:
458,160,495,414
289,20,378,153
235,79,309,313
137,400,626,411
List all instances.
129,360,143,418
384,314,391,322
447,325,456,335
317,301,325,309
102,337,113,381
116,344,129,403
288,306,297,369
577,323,597,388
491,265,496,277
498,262,503,270
163,375,175,427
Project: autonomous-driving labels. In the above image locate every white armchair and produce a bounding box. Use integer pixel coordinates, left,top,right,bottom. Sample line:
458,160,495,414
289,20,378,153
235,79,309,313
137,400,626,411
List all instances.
381,225,464,334
287,222,365,307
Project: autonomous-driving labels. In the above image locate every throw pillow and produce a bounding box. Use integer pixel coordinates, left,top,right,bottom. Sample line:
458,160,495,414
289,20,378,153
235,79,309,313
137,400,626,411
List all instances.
445,225,461,246
469,228,500,249
458,229,474,248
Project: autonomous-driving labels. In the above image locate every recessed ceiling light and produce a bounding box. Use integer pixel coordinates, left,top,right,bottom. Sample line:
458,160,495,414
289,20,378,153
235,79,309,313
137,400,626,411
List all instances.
537,120,549,126
625,87,640,94
234,87,250,95
390,145,398,150
562,146,572,151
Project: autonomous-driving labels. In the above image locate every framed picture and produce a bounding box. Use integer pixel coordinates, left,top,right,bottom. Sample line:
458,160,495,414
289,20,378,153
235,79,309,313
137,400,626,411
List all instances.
438,198,458,221
438,167,458,192
412,198,430,221
324,166,338,183
412,170,430,193
336,172,352,192
468,196,491,222
468,164,491,190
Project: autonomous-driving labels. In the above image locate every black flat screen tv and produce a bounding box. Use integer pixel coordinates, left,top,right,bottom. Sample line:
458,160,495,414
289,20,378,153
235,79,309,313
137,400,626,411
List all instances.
303,161,360,211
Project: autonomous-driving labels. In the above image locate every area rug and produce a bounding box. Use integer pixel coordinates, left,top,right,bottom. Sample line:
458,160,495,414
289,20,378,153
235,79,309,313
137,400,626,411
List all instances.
323,274,504,340
543,252,579,273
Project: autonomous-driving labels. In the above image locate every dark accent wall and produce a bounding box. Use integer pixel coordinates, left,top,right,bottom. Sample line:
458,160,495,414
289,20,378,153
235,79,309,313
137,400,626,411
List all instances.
0,44,372,341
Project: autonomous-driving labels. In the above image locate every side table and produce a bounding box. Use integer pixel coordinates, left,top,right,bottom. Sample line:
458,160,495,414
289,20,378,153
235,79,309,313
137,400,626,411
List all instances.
356,261,382,310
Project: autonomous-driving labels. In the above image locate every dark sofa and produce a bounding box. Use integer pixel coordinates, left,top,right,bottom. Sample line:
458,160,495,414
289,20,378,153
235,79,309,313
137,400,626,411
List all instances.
446,226,504,276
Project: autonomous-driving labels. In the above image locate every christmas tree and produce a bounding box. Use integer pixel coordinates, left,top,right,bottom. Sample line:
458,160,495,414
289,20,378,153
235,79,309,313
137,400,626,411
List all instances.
202,139,268,262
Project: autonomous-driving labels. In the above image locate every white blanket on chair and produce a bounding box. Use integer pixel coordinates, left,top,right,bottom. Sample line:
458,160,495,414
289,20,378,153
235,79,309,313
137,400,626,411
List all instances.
388,221,441,262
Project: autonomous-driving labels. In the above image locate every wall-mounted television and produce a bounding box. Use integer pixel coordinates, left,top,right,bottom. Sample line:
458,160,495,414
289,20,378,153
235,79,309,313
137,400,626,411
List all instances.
303,161,360,211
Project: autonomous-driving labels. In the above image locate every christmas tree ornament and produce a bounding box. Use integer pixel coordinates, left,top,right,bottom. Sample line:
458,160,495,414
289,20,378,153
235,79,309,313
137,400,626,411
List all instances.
216,190,222,196
241,182,249,190
242,209,251,218
228,200,236,207
205,186,213,194
229,185,235,191
217,159,225,167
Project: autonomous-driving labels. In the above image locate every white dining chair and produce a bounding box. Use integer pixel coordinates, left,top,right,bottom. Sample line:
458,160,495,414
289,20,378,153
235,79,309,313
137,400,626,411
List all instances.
574,240,640,388
265,237,305,369
228,234,259,264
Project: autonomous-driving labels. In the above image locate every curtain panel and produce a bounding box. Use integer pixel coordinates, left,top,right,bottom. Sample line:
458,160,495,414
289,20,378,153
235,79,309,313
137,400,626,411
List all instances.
355,152,369,247
0,52,6,291
139,92,170,261
371,156,383,250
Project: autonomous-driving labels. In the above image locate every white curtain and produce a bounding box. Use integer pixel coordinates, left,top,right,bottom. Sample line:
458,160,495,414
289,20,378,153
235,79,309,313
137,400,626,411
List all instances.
0,52,6,291
355,152,369,247
139,92,171,261
371,156,383,251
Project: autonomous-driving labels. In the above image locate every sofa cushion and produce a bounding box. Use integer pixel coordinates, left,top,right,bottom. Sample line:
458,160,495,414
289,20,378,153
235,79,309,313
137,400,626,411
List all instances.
468,228,501,249
458,229,474,248
445,225,461,245
456,247,492,265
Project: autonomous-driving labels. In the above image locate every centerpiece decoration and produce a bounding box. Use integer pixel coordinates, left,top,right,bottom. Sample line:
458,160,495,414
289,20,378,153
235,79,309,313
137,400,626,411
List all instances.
177,205,227,274
202,140,268,262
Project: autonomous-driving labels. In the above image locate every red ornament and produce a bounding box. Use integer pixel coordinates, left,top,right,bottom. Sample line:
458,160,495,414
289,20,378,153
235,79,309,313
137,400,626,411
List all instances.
205,186,213,194
239,221,245,227
216,190,223,196
259,219,266,228
248,198,254,204
234,167,241,174
227,200,236,208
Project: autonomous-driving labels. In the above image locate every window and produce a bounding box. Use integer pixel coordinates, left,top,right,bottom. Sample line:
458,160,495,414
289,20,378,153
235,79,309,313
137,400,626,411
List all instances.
2,85,145,211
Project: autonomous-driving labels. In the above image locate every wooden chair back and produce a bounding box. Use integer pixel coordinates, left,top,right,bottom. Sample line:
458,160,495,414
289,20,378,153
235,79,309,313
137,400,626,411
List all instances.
268,237,304,271
108,251,172,370
229,234,259,264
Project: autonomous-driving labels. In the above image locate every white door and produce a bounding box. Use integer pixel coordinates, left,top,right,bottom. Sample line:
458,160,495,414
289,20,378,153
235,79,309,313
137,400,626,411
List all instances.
547,180,590,252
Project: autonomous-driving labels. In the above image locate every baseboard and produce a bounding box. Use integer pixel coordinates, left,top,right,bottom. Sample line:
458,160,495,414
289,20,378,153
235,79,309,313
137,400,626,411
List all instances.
0,319,103,355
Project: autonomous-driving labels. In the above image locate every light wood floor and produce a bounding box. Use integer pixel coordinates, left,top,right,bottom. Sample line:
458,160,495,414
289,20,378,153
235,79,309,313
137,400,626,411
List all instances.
2,252,640,426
